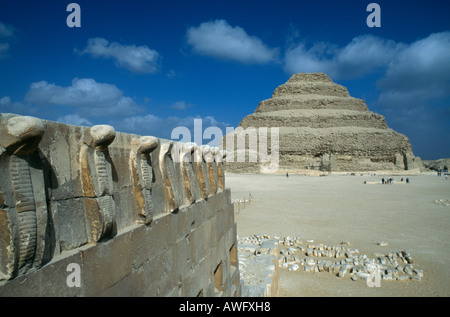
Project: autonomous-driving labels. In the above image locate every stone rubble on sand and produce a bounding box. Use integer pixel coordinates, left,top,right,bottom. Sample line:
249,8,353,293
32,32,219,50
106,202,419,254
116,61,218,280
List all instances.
238,235,424,284
280,238,423,282
434,199,450,207
237,235,279,297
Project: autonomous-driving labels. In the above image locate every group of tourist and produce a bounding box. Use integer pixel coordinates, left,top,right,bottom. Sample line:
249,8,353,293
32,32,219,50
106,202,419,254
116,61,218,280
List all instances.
381,177,409,184
437,170,449,180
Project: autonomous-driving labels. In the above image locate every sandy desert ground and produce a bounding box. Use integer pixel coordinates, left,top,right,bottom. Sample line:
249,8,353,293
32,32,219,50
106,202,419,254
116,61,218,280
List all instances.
227,172,450,297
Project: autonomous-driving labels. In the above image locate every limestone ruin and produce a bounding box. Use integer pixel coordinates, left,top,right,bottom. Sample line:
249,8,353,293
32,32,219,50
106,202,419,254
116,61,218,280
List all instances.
222,73,424,173
0,113,240,297
237,234,423,290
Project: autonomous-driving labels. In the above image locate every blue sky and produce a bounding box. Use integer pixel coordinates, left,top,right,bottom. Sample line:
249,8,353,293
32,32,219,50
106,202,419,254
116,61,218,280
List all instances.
0,0,449,159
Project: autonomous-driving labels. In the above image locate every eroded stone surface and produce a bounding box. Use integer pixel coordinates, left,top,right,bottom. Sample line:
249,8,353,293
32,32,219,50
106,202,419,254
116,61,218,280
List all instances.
0,114,239,299
0,114,47,279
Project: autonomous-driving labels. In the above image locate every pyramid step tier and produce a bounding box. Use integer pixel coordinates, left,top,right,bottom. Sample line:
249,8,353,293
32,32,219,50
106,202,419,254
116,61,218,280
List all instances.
277,127,412,154
239,110,388,129
255,95,369,113
272,82,350,98
224,127,412,156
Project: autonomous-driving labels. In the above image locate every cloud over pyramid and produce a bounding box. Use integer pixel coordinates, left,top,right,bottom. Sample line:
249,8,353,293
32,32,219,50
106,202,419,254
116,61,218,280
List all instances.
221,73,423,173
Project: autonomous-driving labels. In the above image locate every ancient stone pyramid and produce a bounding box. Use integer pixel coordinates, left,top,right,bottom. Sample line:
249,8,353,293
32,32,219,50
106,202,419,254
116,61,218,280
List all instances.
222,73,423,173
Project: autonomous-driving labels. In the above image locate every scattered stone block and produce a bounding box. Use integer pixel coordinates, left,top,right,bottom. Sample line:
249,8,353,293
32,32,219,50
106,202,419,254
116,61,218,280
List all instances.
404,266,414,276
271,236,423,285
356,272,370,280
338,267,348,278
414,269,424,277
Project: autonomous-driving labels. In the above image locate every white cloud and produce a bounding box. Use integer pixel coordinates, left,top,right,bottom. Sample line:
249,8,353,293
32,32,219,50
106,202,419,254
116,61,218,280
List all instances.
283,31,450,158
374,31,450,116
0,96,32,114
377,31,450,98
79,38,161,73
56,113,92,126
0,21,16,58
0,96,16,108
371,32,450,159
283,31,450,116
0,43,9,58
170,101,192,110
187,19,278,64
284,31,450,89
166,69,179,78
24,78,144,118
284,34,402,80
0,22,15,38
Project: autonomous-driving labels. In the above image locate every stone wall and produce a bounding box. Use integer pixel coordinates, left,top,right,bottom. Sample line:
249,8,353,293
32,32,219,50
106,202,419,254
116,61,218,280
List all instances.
0,113,240,297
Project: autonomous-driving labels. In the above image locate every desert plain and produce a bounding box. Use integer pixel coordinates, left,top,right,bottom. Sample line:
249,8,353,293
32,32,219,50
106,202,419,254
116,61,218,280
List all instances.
227,172,450,297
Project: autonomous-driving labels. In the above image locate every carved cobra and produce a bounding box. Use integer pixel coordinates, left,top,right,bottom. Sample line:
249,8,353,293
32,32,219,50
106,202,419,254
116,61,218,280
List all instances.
82,125,116,241
0,114,45,278
180,142,196,206
10,155,38,270
217,150,227,191
135,136,158,224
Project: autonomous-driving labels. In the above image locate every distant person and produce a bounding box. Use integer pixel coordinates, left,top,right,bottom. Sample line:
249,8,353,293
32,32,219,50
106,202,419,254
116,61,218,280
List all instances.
382,178,385,184
406,178,410,183
286,172,289,178
446,175,448,180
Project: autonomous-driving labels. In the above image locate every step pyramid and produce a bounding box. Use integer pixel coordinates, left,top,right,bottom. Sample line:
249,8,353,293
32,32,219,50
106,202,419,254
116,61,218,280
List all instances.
221,73,423,173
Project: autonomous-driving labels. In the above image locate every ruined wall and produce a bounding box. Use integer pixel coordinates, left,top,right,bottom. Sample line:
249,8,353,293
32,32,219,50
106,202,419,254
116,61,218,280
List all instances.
0,113,240,297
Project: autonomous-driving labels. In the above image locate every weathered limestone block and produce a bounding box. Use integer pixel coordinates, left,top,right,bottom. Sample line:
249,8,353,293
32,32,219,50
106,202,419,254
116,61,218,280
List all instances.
0,114,48,280
404,153,423,170
320,153,338,172
37,122,84,202
79,125,116,242
395,153,405,169
55,198,89,250
130,136,159,225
